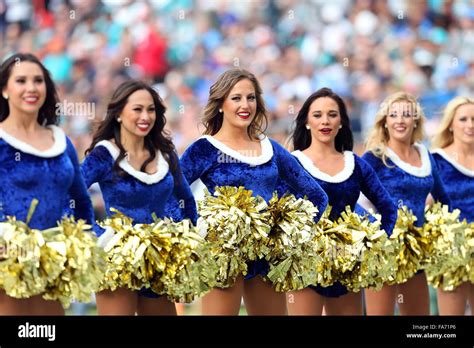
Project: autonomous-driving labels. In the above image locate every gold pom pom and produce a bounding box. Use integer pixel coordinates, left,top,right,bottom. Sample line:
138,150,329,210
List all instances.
99,209,218,301
264,192,319,292
198,186,271,288
311,206,354,288
335,207,396,292
423,203,472,291
98,209,153,292
387,206,428,285
148,217,218,303
266,192,319,261
0,200,67,298
41,217,106,307
469,223,474,284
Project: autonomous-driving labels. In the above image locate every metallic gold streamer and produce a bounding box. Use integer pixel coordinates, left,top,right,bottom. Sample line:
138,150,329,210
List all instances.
264,192,319,292
148,217,217,303
98,209,153,291
469,223,474,285
198,186,271,288
311,206,353,288
335,207,396,292
99,209,218,301
424,203,472,291
0,200,67,298
266,192,318,261
41,217,106,307
387,206,428,285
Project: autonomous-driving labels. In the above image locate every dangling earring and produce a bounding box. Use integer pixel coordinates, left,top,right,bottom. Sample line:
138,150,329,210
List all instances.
117,117,122,123
305,124,310,130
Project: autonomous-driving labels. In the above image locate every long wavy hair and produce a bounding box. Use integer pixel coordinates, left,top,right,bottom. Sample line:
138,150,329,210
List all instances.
431,96,474,149
291,87,353,152
202,68,268,140
0,53,59,125
86,80,178,175
365,91,426,166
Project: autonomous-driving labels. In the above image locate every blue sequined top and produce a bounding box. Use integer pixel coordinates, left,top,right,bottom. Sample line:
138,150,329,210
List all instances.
432,149,474,223
81,140,197,231
362,143,451,227
0,126,94,229
276,150,398,235
179,135,329,217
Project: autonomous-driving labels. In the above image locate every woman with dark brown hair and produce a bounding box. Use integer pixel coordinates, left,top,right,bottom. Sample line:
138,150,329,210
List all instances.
81,79,197,315
180,68,328,315
278,87,397,315
0,53,94,315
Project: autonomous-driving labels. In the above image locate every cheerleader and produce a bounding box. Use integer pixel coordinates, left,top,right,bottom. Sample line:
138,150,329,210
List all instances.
0,53,94,315
81,80,197,315
431,96,474,315
361,92,451,315
276,88,397,315
180,68,328,315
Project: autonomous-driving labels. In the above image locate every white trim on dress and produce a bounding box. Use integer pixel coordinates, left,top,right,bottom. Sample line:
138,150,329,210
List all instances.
0,125,66,158
292,150,355,183
96,140,169,185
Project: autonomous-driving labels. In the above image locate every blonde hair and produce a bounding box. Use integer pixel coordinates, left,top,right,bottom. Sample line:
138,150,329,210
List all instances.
365,92,426,166
202,68,267,140
431,96,474,149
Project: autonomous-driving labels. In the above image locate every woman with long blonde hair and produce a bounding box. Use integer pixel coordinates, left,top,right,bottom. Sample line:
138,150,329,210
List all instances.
360,91,451,315
431,96,474,315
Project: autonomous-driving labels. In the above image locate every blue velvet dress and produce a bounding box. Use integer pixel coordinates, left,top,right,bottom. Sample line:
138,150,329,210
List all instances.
276,150,398,297
361,144,451,279
180,135,329,281
361,144,451,227
431,149,474,223
0,125,94,229
81,140,198,297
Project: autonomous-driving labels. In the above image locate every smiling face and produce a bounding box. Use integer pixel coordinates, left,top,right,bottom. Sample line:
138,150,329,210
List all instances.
306,97,341,147
385,100,418,144
451,103,474,146
2,61,47,118
220,78,257,132
119,89,156,139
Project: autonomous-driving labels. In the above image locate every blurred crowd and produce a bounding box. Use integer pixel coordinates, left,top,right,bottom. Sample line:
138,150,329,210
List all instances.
1,0,473,155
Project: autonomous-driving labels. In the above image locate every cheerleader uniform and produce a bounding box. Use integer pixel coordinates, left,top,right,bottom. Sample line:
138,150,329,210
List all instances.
0,125,94,229
277,150,398,297
179,135,329,281
81,140,198,297
431,149,474,223
361,143,451,277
